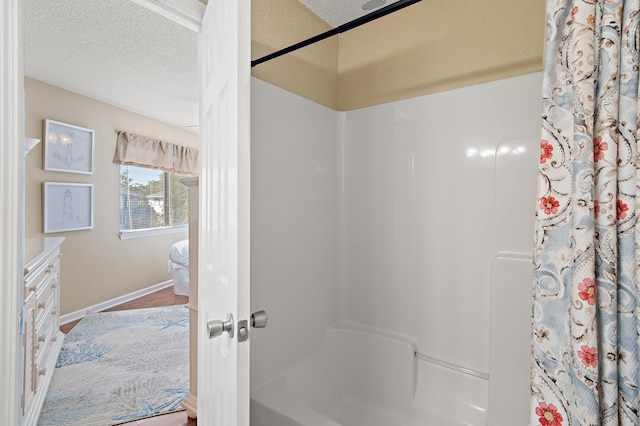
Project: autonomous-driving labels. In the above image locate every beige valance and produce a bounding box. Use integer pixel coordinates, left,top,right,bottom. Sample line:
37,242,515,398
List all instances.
113,130,198,175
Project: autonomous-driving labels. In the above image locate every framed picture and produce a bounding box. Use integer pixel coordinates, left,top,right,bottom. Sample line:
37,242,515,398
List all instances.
43,119,94,174
43,182,94,233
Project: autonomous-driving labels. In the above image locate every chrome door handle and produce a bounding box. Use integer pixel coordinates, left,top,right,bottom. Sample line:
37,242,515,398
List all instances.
207,313,234,339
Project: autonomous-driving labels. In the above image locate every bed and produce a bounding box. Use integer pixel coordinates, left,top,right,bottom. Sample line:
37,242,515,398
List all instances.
168,239,189,295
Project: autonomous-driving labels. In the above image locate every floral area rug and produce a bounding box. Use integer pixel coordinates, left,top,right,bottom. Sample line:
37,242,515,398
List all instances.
37,305,189,426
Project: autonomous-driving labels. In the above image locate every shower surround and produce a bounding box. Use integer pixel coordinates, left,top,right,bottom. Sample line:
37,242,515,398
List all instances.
249,72,542,425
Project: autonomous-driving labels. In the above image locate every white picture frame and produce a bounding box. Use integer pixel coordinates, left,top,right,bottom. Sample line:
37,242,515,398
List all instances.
43,182,94,233
43,119,94,174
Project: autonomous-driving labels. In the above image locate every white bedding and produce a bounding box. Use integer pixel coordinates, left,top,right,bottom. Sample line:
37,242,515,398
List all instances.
168,239,189,295
169,239,189,267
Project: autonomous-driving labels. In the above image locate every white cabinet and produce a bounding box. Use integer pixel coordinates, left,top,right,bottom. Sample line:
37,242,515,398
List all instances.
22,237,64,426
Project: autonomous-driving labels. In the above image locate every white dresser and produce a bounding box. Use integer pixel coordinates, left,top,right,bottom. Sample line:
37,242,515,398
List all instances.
22,237,64,426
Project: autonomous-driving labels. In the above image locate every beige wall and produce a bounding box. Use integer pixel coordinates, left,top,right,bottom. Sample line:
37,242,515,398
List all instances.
251,0,338,110
24,78,197,315
252,0,545,110
338,0,545,110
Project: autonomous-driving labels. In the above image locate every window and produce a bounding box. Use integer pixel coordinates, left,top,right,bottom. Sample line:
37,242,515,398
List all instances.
113,130,197,238
119,165,189,235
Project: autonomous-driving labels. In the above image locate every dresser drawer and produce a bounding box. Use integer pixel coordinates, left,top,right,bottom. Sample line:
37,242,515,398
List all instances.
34,319,59,391
24,249,60,296
35,287,56,333
35,273,57,322
35,297,55,358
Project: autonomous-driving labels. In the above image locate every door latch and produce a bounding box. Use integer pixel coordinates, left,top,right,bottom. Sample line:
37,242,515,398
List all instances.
238,310,269,343
251,310,268,328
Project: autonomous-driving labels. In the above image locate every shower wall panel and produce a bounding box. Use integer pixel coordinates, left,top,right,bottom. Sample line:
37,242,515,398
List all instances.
249,73,542,394
341,72,543,375
250,78,340,389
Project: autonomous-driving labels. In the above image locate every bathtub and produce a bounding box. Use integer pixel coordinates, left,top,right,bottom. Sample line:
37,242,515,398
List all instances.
250,323,488,426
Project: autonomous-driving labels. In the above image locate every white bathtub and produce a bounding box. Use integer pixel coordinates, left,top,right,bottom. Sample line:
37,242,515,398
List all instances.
250,324,488,426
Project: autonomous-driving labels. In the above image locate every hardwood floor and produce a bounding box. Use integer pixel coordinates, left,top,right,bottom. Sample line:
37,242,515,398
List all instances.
59,286,189,333
59,286,197,425
120,411,196,425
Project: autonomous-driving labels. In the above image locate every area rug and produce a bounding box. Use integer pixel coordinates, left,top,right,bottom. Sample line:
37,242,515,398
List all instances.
37,305,189,426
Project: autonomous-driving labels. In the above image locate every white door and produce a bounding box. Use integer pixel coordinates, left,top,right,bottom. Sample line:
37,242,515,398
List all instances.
197,0,251,425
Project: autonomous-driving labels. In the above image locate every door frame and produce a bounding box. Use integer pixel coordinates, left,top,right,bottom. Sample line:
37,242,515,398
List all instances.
0,0,25,424
0,1,204,423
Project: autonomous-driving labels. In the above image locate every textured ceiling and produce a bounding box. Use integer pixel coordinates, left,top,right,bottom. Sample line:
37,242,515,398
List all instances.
298,0,395,27
24,0,390,132
24,0,199,131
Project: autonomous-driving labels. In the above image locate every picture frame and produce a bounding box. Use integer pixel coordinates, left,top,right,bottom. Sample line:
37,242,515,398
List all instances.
43,182,94,233
43,119,94,174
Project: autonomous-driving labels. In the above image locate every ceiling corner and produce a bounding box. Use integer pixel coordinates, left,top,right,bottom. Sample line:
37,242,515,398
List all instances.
128,0,205,32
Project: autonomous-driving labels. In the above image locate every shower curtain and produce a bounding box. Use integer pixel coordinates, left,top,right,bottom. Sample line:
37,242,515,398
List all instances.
531,1,639,425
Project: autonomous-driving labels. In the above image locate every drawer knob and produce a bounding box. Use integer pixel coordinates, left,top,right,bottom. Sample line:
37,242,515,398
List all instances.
37,335,45,343
38,301,45,310
27,285,36,293
38,368,46,376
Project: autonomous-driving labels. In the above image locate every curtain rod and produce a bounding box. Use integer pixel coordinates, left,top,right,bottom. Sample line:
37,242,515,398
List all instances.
251,0,423,68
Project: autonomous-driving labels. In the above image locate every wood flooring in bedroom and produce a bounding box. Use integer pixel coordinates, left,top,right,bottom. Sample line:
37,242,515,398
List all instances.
59,286,189,334
59,286,197,426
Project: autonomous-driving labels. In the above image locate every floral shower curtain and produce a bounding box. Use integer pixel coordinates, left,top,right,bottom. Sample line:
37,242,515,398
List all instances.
531,1,640,425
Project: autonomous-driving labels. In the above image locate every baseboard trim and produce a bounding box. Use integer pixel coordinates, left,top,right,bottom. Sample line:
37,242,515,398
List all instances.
60,280,175,325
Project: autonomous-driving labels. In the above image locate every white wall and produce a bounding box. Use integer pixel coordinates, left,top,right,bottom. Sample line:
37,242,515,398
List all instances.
341,72,541,374
250,74,542,421
250,78,340,388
